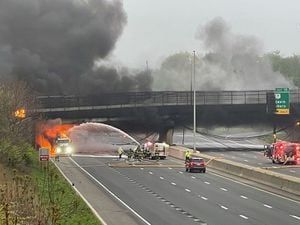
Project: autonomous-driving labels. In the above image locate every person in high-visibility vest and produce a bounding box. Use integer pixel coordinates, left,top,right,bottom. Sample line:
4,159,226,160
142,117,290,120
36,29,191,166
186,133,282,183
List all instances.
118,147,124,159
185,150,191,161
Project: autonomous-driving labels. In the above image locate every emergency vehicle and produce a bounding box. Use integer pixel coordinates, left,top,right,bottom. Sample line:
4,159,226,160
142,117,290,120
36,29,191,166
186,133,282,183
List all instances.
144,142,169,159
266,141,300,164
54,137,73,159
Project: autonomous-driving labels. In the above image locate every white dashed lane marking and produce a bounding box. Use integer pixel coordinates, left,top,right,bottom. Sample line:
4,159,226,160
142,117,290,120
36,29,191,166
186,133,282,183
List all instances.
149,171,153,175
290,215,300,220
290,170,296,173
179,171,183,174
239,215,248,220
263,204,272,209
220,205,228,210
204,181,210,185
220,188,228,192
171,182,177,186
199,195,208,200
159,176,164,180
243,159,249,162
240,195,248,199
185,189,191,192
140,168,144,170
168,167,172,170
191,176,196,179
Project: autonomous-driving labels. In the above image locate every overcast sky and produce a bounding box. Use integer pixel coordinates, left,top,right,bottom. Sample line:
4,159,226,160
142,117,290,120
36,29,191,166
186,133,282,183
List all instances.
113,0,300,68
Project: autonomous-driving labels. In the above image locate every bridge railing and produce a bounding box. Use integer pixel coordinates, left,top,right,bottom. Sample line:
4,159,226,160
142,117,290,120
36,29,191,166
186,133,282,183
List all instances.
36,90,300,109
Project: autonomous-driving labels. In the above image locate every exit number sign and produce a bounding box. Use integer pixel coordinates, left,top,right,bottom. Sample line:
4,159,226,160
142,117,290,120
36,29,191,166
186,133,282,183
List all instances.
275,88,290,115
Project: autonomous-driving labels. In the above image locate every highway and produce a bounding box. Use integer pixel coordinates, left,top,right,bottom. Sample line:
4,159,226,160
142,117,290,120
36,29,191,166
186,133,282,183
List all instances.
173,129,300,178
173,128,266,150
63,155,300,225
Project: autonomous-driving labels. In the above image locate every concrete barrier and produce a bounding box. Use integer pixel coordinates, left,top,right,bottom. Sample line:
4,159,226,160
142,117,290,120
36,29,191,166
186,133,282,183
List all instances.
169,146,300,197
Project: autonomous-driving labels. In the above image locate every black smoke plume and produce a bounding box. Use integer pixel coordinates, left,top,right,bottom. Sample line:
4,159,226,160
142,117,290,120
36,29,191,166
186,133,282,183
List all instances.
0,0,152,95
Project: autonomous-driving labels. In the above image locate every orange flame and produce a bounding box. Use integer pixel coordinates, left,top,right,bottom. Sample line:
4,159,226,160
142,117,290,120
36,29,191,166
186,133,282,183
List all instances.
36,122,74,156
15,108,26,119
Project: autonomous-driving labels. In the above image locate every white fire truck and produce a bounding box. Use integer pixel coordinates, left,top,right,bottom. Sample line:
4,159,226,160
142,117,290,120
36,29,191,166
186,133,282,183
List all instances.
144,142,169,160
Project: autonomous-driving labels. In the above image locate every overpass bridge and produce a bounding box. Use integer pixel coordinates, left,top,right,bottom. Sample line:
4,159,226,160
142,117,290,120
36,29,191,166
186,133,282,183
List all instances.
35,90,300,124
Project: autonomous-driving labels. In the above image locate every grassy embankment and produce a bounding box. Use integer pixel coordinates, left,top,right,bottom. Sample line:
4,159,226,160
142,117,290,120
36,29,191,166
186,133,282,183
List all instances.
0,141,101,225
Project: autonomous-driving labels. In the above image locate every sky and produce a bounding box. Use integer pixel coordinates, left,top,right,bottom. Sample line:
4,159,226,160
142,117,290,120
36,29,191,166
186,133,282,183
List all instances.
113,0,300,69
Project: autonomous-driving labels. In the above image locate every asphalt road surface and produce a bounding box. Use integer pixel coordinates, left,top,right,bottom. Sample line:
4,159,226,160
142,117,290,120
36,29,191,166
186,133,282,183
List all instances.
203,150,300,178
69,156,300,225
172,129,300,178
173,129,266,150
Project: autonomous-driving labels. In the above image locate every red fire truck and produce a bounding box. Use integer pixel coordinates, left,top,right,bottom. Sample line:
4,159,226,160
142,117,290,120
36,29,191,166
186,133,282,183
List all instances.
266,141,300,164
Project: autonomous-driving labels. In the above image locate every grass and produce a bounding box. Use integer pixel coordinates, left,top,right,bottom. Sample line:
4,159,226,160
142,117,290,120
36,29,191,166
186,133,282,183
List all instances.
31,149,101,225
0,145,101,225
31,159,101,225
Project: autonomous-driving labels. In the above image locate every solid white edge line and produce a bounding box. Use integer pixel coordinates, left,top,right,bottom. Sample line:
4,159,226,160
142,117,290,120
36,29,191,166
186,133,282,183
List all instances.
51,159,108,225
70,157,152,225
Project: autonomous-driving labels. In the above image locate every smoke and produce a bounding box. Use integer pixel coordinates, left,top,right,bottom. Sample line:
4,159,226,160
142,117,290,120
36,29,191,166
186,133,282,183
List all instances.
0,0,152,94
153,17,293,91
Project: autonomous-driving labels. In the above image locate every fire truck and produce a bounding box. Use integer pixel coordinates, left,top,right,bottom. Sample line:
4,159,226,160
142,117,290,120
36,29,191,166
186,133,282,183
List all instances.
144,142,169,159
265,141,300,164
54,136,73,160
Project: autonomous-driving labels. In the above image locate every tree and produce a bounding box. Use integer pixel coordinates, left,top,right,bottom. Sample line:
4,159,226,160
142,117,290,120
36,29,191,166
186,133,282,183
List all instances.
0,81,37,143
152,52,201,91
265,52,300,87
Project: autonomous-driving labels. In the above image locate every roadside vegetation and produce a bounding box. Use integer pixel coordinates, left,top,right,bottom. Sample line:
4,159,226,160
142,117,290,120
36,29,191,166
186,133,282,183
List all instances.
0,81,100,225
266,52,300,88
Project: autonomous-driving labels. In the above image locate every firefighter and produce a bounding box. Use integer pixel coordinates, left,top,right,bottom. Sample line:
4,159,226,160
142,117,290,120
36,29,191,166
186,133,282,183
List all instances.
185,150,191,162
264,144,273,158
118,147,124,159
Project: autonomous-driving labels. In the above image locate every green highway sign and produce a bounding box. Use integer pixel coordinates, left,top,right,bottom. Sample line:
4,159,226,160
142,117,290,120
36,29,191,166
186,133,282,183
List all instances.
275,88,290,115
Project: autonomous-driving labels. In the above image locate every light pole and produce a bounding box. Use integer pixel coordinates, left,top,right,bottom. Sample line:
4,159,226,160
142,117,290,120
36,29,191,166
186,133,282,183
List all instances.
193,50,196,152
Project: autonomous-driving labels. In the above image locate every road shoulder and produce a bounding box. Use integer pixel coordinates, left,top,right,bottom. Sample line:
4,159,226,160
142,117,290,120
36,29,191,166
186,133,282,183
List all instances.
54,157,142,225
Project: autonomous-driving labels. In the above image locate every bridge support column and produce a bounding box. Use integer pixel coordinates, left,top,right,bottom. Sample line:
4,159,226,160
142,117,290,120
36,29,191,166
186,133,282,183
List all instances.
159,128,174,145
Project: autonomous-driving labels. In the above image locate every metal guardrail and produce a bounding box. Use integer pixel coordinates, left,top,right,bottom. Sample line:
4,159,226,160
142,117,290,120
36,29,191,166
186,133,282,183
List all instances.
36,90,300,110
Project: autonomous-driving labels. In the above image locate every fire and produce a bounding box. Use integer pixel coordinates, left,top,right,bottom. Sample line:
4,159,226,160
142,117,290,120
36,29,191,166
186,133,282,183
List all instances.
14,108,26,119
35,122,74,156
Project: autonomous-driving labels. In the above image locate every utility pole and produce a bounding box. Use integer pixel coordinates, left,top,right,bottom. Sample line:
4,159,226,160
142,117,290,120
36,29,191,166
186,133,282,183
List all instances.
190,57,193,105
193,50,196,152
146,60,149,73
182,126,185,145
